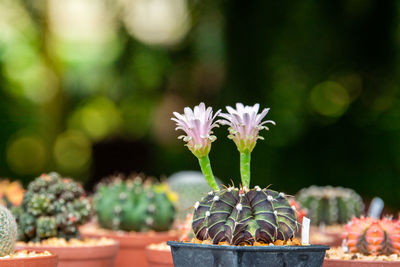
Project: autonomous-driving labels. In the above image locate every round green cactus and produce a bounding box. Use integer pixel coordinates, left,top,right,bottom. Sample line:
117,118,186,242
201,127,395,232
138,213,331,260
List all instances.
167,171,220,222
192,186,298,245
296,185,364,225
14,172,91,242
94,176,175,232
0,205,17,256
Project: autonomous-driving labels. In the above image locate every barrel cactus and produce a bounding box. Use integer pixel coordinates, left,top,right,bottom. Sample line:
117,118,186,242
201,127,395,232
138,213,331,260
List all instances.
296,185,364,225
14,172,91,242
167,171,220,222
343,217,400,255
94,176,175,232
172,103,299,245
0,205,17,256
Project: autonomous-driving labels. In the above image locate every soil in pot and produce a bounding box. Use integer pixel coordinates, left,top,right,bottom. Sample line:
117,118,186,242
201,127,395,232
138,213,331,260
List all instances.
81,224,178,267
146,243,173,267
0,250,58,267
168,241,329,267
323,247,400,267
16,237,119,267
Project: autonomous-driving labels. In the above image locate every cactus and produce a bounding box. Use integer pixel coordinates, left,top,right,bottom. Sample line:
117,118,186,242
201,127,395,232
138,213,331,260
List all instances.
94,176,175,232
0,180,24,208
192,186,298,245
343,217,400,255
14,172,91,242
0,205,17,256
296,186,364,225
167,171,220,222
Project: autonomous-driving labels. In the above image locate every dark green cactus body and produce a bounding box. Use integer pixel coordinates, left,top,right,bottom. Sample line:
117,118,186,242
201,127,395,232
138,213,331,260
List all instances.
296,185,364,225
94,177,175,232
192,186,298,245
14,172,91,242
0,205,17,256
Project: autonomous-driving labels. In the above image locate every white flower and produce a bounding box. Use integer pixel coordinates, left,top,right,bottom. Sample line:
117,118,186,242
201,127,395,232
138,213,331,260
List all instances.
219,103,275,152
172,103,221,157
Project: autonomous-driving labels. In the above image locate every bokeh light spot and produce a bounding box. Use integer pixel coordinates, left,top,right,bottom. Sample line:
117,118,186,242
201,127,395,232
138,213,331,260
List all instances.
68,96,122,141
54,130,92,171
6,135,47,174
310,81,350,117
121,0,191,46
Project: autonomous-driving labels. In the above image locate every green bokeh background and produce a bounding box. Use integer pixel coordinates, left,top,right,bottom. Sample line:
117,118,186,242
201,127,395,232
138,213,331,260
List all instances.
0,0,399,209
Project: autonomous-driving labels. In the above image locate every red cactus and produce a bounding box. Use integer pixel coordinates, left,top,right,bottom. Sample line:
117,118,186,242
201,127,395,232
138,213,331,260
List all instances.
344,217,400,255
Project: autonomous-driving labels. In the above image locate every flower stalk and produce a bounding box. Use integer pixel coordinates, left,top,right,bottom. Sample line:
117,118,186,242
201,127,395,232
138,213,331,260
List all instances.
240,152,251,188
198,155,219,191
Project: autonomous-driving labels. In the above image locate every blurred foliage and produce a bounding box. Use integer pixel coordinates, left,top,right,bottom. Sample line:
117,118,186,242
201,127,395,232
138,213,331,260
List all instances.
0,0,400,209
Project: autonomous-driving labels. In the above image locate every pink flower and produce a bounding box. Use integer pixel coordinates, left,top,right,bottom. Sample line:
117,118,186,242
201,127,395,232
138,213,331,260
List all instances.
172,103,221,157
218,103,275,152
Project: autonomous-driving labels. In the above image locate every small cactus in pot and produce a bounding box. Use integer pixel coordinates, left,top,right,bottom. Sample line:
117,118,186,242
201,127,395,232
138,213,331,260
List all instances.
171,103,299,245
296,185,364,226
343,217,400,255
93,176,176,232
13,172,91,242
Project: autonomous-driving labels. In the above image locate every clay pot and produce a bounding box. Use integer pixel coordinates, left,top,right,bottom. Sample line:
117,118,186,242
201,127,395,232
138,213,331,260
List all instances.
323,259,400,266
145,246,173,267
82,231,178,267
0,252,58,267
16,243,119,267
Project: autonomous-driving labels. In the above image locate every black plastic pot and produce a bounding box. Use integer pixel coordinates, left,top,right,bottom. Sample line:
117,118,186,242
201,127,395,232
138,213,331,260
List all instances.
167,241,329,267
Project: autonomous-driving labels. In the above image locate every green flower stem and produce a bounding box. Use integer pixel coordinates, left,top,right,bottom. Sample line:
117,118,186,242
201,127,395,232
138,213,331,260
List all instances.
240,152,251,188
198,155,219,191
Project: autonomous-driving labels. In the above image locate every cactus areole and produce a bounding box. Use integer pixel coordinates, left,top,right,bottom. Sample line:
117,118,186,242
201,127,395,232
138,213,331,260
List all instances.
172,103,298,245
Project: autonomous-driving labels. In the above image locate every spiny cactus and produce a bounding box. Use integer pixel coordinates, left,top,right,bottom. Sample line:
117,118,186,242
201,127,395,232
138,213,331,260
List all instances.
167,171,220,222
172,103,300,245
193,186,298,245
0,205,17,256
343,217,400,255
94,176,175,232
0,180,24,208
296,186,364,225
14,172,91,242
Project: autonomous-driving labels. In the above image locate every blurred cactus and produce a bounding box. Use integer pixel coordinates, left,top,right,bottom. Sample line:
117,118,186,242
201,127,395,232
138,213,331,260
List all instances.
0,205,17,256
94,175,175,232
14,172,91,242
0,180,24,208
296,185,364,225
167,171,218,222
344,217,400,255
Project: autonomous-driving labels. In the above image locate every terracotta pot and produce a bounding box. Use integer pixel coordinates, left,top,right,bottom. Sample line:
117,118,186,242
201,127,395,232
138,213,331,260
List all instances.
323,259,400,266
145,246,173,267
310,226,343,247
0,252,58,267
82,231,178,267
16,242,119,267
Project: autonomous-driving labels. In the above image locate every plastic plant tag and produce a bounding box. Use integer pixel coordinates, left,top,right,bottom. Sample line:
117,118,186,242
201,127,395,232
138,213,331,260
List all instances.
301,216,311,245
367,197,384,219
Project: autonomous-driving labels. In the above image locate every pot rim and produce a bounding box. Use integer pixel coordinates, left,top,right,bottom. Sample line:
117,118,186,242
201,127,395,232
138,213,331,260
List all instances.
167,241,329,252
16,240,119,249
0,253,58,262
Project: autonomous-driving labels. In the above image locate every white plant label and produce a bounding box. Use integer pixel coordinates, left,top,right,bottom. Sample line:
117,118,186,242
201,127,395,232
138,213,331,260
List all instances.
301,216,310,245
367,197,384,219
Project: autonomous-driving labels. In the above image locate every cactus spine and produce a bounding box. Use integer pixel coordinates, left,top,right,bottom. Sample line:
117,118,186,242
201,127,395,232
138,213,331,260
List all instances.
0,205,17,256
192,187,298,245
296,186,364,225
94,176,175,232
344,217,400,255
14,172,91,242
